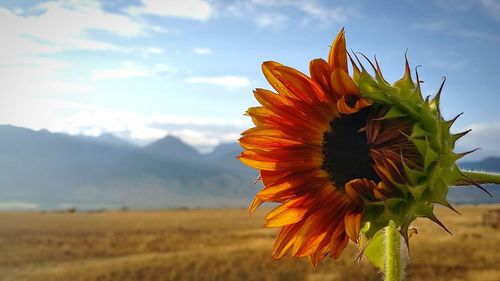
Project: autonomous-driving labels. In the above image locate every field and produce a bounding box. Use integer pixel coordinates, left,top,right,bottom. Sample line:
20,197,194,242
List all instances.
0,205,499,281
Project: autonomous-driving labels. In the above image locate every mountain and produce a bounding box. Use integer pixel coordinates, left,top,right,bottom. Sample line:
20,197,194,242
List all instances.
458,157,500,171
93,133,136,148
0,125,254,210
447,157,500,204
0,124,498,210
144,136,203,164
206,142,241,161
206,142,256,179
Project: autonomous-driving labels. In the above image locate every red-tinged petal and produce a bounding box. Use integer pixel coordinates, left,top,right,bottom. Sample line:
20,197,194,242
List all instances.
272,224,302,259
263,61,327,103
248,147,323,162
336,96,373,115
328,218,347,256
245,106,276,126
295,230,328,257
253,88,330,132
238,150,321,172
262,63,337,122
310,58,333,94
265,207,307,228
309,247,329,268
257,175,328,202
245,106,326,141
266,197,304,217
262,61,294,97
328,28,348,72
344,178,378,205
248,197,263,216
331,68,360,98
241,126,323,145
374,182,390,200
331,234,349,259
271,65,328,104
241,126,284,137
260,170,289,187
239,135,309,150
344,212,362,242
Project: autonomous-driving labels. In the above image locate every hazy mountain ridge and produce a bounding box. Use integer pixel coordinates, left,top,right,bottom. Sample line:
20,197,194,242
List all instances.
0,125,497,210
0,125,255,209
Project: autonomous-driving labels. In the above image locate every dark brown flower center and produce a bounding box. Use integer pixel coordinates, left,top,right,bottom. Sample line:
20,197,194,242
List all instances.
321,106,380,189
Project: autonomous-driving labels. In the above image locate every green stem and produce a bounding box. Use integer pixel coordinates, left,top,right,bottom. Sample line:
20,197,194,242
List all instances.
456,170,500,186
384,221,403,281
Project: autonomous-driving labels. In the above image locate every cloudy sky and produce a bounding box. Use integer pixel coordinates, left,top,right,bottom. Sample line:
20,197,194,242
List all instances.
1,0,499,158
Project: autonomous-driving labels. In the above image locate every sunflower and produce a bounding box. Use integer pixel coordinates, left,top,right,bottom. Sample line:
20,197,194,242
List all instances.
238,28,477,267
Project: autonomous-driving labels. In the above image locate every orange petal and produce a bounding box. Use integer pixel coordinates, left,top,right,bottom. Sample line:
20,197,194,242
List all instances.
241,126,286,138
272,224,301,259
245,106,275,126
328,216,349,258
238,149,321,172
331,68,360,97
331,234,349,259
241,126,322,145
344,178,378,205
239,135,307,150
265,207,307,228
374,182,390,200
262,61,294,97
248,197,263,215
328,28,348,72
295,231,328,257
253,88,329,132
309,59,333,95
309,247,329,268
344,212,362,243
262,62,331,117
257,174,328,202
260,170,290,187
336,96,373,115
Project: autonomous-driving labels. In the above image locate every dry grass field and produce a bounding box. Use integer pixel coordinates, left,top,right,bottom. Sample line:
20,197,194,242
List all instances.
0,205,499,281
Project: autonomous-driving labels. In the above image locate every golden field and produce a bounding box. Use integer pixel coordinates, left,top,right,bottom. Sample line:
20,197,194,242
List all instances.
0,205,499,281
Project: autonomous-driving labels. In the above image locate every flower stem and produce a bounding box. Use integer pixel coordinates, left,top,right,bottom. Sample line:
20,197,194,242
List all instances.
384,221,403,281
459,170,500,185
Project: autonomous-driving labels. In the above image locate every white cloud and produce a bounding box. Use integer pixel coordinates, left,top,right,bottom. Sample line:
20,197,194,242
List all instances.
193,47,212,55
0,100,248,152
128,0,214,21
0,1,168,116
480,0,500,21
0,1,151,58
224,0,352,27
254,13,288,28
298,0,350,24
91,61,150,80
185,76,250,89
90,61,179,80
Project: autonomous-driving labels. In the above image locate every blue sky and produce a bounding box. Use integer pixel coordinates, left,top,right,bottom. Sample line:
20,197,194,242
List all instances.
0,0,499,158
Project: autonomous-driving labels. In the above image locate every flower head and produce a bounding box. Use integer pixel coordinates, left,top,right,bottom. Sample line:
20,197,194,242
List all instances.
238,28,477,267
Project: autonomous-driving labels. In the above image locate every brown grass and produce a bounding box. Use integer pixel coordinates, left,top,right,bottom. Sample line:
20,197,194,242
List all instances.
0,205,498,281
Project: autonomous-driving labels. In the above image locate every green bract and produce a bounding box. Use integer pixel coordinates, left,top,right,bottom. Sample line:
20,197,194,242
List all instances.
352,57,471,242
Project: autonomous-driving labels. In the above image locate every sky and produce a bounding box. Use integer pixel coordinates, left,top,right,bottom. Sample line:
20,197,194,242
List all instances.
0,0,499,158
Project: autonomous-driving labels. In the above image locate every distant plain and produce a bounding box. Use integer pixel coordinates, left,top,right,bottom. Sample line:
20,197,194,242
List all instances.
0,205,499,281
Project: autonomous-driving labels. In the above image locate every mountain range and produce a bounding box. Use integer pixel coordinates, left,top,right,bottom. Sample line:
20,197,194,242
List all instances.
0,125,498,210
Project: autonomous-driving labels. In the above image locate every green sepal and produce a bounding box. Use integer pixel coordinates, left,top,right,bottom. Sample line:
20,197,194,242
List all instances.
362,228,385,270
378,106,407,120
354,53,479,249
